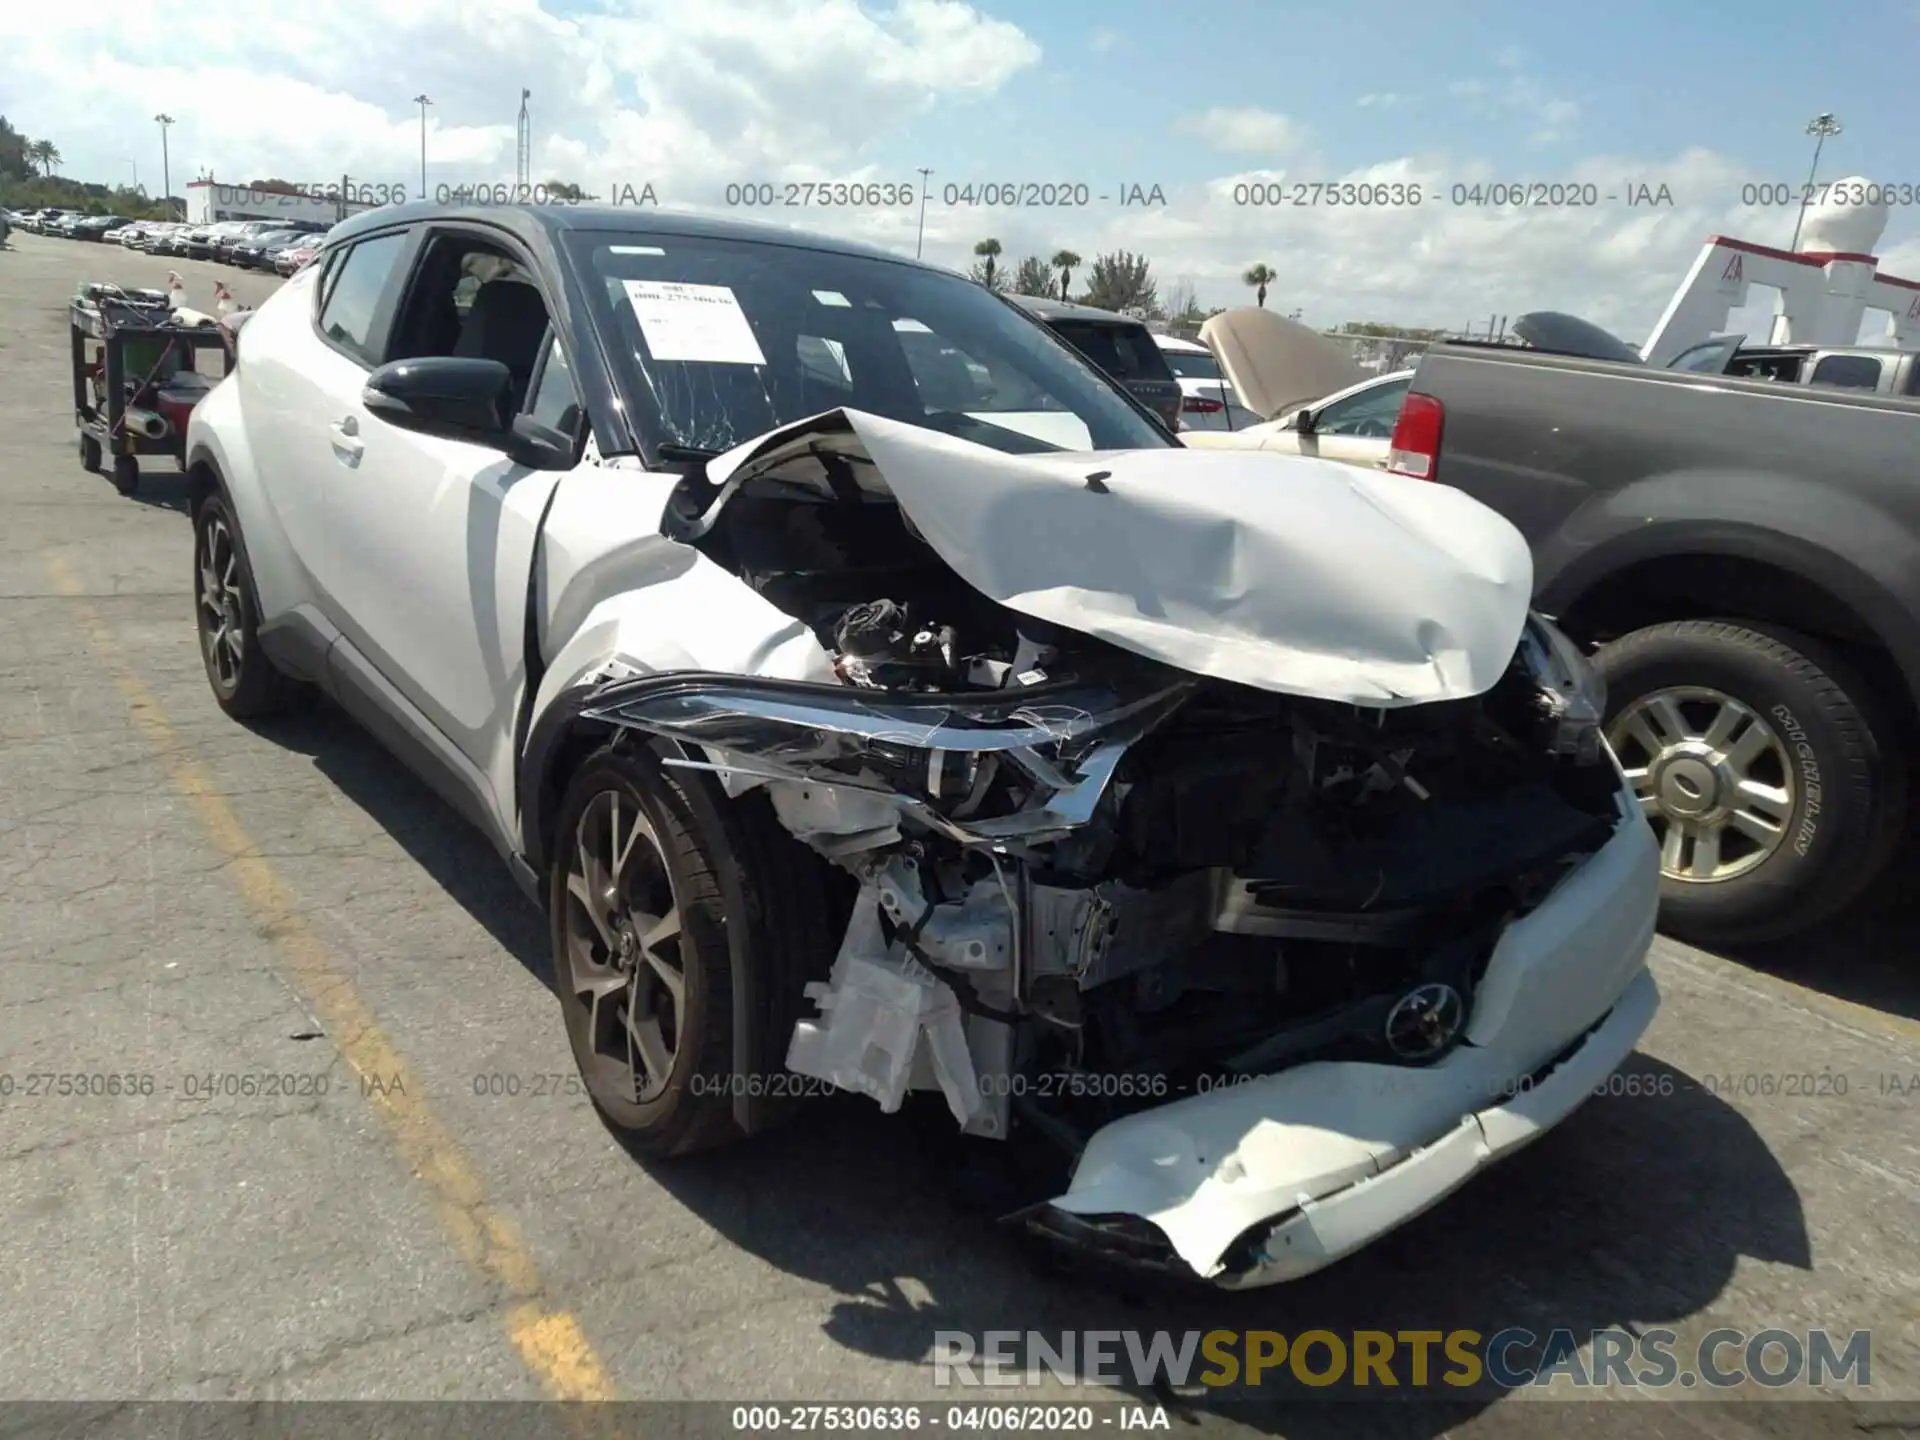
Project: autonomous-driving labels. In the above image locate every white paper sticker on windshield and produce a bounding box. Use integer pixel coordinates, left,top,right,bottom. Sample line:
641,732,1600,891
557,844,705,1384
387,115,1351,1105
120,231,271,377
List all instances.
609,245,666,255
621,280,768,365
812,290,851,307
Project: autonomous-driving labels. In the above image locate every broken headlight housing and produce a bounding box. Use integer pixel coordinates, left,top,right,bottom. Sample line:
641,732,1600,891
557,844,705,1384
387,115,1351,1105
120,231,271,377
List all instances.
1519,613,1606,764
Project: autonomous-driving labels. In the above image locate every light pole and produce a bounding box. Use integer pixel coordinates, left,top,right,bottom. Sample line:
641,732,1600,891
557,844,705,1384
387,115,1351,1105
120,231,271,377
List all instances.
1787,112,1842,253
915,167,932,259
413,94,433,199
154,114,174,220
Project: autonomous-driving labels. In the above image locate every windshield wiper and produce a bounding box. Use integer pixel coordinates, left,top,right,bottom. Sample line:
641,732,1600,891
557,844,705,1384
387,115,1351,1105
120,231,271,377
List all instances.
656,442,722,463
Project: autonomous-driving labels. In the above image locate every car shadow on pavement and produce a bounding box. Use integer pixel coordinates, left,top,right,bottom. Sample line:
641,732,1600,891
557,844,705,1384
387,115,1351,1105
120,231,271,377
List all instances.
240,705,1814,1435
121,466,195,515
641,1057,1808,1435
241,699,554,987
1726,826,1920,1023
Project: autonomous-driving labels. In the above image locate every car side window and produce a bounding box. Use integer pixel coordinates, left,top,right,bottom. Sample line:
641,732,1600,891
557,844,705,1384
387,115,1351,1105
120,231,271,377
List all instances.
316,232,408,365
1809,354,1883,390
1317,379,1410,437
526,333,582,438
381,234,555,413
1670,342,1730,373
1049,321,1170,383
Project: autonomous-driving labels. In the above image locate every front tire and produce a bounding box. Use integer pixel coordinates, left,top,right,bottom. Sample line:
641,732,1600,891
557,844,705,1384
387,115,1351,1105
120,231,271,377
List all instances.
549,743,846,1157
1596,620,1906,947
192,492,302,719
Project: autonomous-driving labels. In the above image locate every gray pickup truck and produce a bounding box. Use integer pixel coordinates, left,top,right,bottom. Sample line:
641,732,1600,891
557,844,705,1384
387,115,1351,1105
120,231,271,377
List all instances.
1392,340,1920,947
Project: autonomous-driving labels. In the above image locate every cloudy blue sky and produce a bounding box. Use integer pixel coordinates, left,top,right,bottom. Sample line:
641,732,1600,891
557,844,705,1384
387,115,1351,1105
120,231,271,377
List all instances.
7,0,1916,341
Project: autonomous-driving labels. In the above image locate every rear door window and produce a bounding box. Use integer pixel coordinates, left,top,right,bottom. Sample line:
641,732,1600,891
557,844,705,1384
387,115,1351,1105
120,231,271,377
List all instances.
1809,353,1885,390
316,232,409,366
1161,349,1222,381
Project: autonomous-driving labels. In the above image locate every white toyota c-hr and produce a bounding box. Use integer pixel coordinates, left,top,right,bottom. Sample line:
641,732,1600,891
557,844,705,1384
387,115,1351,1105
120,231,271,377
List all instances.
185,202,1659,1288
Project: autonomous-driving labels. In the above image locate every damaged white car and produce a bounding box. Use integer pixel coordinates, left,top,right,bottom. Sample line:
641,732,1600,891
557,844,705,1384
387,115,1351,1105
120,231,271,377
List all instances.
187,203,1660,1288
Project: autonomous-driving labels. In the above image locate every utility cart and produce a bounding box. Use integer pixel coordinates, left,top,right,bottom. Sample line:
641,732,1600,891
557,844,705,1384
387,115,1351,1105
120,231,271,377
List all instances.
70,284,230,496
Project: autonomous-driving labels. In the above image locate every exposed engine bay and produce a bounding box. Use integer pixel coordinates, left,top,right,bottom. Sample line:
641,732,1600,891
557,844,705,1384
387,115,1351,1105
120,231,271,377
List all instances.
586,416,1624,1169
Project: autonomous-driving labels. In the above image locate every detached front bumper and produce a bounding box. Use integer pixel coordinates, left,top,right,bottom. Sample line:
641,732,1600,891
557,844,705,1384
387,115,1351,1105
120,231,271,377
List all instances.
1030,787,1661,1287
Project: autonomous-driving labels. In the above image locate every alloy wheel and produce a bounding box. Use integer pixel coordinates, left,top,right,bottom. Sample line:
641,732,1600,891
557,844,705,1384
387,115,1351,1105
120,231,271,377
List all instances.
1608,685,1796,883
196,513,247,692
560,788,688,1104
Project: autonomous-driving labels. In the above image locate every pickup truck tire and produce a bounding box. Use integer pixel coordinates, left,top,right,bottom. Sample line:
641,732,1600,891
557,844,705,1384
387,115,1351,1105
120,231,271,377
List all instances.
1594,620,1906,947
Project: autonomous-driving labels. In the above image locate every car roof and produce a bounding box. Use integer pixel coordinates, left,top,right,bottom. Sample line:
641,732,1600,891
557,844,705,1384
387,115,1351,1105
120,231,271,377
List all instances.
325,201,960,276
1005,293,1146,325
1152,334,1207,352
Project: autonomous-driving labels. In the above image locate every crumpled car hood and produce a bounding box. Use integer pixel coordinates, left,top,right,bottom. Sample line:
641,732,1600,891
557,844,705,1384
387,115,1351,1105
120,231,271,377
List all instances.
687,408,1535,707
1198,308,1368,421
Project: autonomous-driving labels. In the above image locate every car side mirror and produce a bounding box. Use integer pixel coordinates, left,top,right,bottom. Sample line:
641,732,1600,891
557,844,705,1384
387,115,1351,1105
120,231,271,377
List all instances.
365,357,513,441
364,358,575,469
1291,406,1316,435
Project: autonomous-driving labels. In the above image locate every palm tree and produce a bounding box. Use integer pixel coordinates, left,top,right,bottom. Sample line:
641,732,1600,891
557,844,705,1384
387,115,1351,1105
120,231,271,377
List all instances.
29,138,60,176
1050,249,1081,301
1242,263,1277,308
973,237,1002,289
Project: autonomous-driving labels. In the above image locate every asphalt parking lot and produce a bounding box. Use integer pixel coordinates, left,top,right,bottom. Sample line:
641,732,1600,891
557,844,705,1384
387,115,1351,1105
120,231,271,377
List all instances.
0,229,1916,1436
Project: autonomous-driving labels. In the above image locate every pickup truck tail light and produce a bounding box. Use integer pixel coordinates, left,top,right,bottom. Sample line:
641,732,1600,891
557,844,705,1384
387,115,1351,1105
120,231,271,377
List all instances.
1181,395,1224,414
1387,392,1444,479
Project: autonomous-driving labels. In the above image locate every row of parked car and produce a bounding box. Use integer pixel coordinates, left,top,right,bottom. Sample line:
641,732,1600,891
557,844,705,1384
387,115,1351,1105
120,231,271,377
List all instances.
11,208,329,276
9,208,134,243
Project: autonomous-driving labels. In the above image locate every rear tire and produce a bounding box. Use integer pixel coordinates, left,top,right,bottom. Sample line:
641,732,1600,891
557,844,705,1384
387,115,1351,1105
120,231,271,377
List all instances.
1595,619,1906,947
111,455,139,495
79,433,102,473
192,491,303,719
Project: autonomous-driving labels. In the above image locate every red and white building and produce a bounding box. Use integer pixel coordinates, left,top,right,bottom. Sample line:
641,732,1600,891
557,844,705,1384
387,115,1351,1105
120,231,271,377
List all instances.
1644,176,1920,363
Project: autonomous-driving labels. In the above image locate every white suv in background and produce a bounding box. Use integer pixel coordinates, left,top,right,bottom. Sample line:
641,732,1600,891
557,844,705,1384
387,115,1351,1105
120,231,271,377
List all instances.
1153,333,1261,431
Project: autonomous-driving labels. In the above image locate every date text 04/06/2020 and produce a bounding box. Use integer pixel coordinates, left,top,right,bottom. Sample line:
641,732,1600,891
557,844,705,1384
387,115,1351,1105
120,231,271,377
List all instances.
434,182,659,206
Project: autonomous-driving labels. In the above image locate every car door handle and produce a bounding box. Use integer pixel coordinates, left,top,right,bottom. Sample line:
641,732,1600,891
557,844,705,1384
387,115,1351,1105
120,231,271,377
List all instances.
329,416,363,463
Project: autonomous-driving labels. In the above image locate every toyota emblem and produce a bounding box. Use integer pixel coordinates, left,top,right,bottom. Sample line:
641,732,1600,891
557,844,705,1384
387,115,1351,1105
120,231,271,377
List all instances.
1383,982,1467,1061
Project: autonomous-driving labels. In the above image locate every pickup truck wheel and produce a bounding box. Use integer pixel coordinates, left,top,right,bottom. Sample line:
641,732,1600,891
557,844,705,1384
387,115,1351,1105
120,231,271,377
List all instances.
1595,620,1905,947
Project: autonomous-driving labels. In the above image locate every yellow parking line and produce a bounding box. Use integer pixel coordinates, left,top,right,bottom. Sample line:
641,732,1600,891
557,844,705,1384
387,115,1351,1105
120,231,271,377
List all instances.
45,552,618,1403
